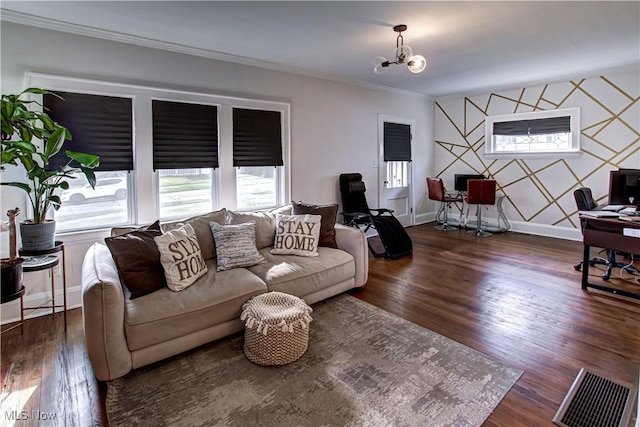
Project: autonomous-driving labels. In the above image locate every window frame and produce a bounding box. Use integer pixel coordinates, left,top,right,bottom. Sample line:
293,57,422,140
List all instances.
25,72,291,232
484,107,581,159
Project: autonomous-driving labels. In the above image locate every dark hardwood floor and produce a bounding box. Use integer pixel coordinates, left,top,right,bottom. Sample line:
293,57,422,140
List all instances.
2,224,639,426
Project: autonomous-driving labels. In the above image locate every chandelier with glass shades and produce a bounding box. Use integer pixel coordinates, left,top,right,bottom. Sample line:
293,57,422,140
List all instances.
372,24,427,74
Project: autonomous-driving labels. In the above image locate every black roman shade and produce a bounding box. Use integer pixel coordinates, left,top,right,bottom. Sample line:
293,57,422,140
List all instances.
44,91,133,171
232,108,283,167
384,122,412,162
493,116,570,136
152,100,219,170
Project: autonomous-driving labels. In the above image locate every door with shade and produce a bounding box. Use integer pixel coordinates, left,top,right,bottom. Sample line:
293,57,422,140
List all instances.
378,116,414,227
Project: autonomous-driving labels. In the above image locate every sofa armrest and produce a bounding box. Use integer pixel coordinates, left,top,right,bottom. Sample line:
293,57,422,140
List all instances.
81,243,132,381
334,224,368,287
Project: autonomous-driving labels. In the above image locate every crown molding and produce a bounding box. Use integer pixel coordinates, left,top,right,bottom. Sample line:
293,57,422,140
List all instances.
1,10,432,101
435,63,640,101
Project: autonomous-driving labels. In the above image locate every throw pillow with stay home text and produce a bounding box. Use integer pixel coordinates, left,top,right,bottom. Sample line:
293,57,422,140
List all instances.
154,223,208,291
271,214,322,257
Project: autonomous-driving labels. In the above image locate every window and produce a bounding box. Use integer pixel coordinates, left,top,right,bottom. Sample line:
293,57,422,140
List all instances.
152,100,219,218
233,108,283,209
383,122,412,162
236,167,278,209
484,107,580,159
158,168,214,218
383,122,411,188
56,171,130,231
43,91,134,232
27,73,290,233
386,161,409,188
44,92,134,171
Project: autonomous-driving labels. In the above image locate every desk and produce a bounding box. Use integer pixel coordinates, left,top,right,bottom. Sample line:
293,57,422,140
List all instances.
580,216,640,300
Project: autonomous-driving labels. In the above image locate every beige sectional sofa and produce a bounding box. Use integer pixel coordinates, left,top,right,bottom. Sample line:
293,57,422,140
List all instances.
81,207,368,381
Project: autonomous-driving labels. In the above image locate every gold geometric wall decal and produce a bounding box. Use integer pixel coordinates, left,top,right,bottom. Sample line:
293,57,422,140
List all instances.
435,70,640,231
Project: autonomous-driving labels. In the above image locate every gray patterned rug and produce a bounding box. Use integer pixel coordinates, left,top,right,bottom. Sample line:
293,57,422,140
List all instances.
106,294,522,427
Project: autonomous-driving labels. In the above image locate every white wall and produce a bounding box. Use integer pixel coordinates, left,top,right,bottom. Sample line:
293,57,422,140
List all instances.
0,22,434,323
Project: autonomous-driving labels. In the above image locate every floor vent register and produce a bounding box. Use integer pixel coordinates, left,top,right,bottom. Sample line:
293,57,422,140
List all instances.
553,368,637,427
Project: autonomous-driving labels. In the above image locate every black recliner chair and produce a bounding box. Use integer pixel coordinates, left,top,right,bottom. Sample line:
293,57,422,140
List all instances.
339,173,412,259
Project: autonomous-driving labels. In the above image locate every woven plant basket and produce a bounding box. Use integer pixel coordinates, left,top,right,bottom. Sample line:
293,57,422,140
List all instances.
241,292,313,366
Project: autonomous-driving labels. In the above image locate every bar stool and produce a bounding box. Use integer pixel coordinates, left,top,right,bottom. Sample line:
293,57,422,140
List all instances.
427,177,462,231
465,179,496,237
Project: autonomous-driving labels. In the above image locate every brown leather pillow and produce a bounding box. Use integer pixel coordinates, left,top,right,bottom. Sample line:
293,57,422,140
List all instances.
104,220,167,299
291,201,338,248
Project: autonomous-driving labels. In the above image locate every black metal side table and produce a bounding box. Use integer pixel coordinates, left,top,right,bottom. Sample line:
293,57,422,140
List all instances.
17,241,68,333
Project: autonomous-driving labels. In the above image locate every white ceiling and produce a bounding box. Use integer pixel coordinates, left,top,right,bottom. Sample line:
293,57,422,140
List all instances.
2,1,639,98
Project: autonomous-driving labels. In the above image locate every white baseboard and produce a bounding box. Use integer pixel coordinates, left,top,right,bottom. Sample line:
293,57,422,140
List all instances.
507,220,582,241
415,212,436,225
413,211,582,241
1,284,82,325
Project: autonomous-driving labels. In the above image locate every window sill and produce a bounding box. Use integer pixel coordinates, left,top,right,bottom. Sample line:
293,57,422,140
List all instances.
55,227,113,245
484,151,582,160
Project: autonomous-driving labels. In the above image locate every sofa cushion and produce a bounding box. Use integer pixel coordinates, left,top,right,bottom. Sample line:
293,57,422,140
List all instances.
104,220,166,299
227,210,276,249
162,209,227,260
248,247,355,298
209,221,266,271
154,224,208,292
291,201,339,248
110,221,161,237
270,205,293,216
123,259,267,351
271,214,322,257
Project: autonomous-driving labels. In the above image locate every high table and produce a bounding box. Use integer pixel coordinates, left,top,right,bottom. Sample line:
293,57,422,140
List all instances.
580,216,640,300
442,191,511,232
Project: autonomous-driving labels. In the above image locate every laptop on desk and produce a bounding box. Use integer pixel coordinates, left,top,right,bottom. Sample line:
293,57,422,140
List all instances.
600,204,627,212
578,210,622,217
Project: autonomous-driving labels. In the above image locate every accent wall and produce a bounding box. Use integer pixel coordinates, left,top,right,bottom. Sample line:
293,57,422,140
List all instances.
434,70,640,240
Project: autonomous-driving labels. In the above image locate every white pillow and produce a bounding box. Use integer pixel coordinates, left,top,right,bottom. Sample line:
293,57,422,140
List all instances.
153,223,208,291
209,221,266,271
270,214,322,257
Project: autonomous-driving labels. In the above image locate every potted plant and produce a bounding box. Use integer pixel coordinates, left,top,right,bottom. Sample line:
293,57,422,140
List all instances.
1,88,100,250
1,208,25,303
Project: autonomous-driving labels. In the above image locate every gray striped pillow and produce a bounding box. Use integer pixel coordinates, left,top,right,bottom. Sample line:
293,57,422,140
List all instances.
209,221,265,271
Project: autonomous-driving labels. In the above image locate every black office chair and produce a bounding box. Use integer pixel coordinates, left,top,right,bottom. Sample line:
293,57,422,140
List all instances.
573,187,639,279
574,187,599,211
339,173,412,259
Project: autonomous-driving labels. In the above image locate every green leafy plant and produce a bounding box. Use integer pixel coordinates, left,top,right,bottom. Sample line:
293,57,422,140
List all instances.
1,88,100,223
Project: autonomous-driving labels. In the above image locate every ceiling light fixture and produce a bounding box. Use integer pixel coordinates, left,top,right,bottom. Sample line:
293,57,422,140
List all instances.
372,24,426,75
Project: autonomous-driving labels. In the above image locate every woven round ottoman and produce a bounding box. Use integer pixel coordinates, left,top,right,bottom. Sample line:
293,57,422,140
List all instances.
241,292,313,366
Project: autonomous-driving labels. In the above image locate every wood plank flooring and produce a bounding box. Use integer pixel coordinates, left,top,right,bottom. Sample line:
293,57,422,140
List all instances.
1,224,639,426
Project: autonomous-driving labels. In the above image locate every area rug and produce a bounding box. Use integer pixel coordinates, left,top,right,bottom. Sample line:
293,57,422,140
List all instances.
106,294,522,427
